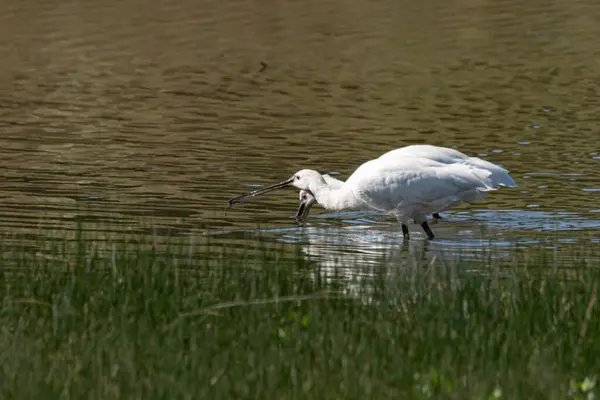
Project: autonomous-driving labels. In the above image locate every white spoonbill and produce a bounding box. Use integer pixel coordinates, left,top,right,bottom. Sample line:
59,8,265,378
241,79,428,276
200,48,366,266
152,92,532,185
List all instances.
294,175,444,224
294,145,516,224
228,147,517,240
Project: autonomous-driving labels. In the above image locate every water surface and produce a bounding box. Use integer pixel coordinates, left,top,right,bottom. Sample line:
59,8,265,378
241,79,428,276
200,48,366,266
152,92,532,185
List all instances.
0,0,599,268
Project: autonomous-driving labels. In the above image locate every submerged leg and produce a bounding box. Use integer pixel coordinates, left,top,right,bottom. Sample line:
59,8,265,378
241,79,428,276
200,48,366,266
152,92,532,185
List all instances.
421,221,435,240
401,224,410,240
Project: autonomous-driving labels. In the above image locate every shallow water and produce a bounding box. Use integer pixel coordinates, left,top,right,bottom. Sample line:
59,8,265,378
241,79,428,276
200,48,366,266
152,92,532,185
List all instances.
0,0,599,270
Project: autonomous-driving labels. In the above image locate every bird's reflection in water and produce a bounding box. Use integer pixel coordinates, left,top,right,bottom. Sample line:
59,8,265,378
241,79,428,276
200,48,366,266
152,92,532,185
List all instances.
291,223,444,301
281,213,540,302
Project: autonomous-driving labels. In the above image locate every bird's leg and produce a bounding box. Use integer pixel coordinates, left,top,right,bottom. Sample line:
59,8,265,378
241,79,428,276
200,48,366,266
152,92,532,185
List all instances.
401,224,410,240
421,221,435,240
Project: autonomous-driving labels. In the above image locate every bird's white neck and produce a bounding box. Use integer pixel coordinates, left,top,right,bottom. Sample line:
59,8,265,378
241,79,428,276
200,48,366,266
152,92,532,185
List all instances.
310,181,360,211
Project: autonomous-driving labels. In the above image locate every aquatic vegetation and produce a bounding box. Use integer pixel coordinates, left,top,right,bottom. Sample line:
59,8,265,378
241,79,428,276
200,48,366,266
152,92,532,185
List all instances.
0,232,598,398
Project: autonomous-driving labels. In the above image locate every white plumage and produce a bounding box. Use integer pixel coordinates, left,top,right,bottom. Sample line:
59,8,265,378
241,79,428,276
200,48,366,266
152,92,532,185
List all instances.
228,145,517,240
295,145,516,233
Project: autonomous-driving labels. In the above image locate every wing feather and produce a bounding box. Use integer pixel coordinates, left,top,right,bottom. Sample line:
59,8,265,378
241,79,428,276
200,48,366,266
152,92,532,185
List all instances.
345,158,494,214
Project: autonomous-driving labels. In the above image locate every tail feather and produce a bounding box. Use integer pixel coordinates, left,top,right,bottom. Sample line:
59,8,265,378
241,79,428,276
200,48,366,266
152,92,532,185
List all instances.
443,163,496,191
462,157,517,188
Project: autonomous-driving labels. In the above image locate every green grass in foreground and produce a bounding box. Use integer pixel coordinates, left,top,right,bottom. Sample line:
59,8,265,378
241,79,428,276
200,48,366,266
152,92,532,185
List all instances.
0,236,599,399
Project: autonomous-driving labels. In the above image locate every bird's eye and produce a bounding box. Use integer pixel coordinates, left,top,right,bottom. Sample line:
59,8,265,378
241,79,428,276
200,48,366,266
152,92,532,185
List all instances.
295,176,300,180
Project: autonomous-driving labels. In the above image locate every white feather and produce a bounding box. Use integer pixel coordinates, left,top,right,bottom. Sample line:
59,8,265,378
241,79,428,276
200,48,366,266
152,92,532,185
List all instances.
292,145,517,238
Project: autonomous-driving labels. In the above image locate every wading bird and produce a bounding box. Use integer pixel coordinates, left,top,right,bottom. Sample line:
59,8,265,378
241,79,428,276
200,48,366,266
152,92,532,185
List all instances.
294,145,516,225
228,145,517,240
294,175,444,224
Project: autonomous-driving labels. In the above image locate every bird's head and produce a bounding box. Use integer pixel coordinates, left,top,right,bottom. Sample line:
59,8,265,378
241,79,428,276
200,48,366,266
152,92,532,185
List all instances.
298,189,317,204
228,169,325,207
294,189,317,223
290,169,325,191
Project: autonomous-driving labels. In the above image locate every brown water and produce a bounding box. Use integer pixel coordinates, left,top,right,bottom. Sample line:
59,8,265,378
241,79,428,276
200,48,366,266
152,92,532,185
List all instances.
0,0,599,264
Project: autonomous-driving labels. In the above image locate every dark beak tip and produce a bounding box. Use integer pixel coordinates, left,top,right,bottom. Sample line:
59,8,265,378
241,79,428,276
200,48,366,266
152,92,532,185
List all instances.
227,177,294,208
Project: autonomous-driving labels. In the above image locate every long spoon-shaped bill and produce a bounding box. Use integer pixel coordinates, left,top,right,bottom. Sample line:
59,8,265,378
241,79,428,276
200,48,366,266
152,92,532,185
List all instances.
228,177,294,208
294,198,312,223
